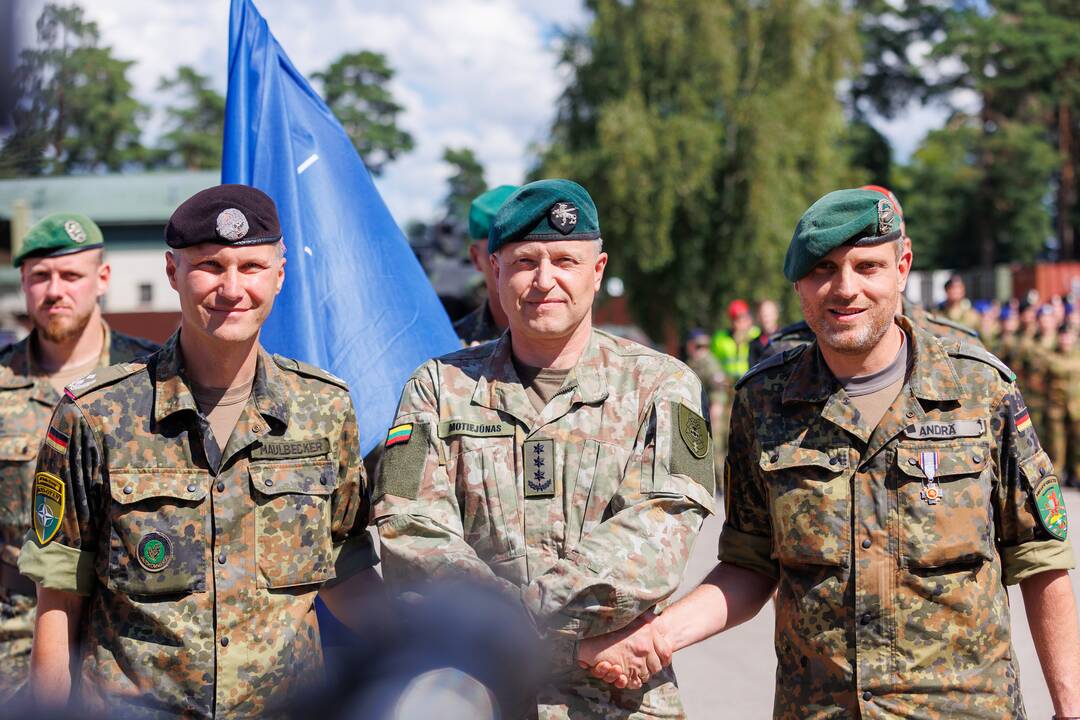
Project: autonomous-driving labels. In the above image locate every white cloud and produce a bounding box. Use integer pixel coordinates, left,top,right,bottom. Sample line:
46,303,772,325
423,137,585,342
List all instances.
14,0,588,227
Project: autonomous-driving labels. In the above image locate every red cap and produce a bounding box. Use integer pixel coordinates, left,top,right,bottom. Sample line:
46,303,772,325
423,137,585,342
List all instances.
728,299,750,320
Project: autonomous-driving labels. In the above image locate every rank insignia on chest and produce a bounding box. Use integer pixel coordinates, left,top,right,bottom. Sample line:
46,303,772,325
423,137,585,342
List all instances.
523,439,555,498
33,471,64,544
1034,476,1069,541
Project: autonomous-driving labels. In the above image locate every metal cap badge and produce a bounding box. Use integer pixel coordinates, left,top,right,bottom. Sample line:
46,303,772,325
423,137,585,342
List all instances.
216,208,250,241
548,202,578,235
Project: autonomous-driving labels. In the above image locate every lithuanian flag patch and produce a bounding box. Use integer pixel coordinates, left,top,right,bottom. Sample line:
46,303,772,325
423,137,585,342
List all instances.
386,423,414,448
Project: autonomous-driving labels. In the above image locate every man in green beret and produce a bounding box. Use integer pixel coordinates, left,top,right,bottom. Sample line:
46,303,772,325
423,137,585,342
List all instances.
374,178,714,718
579,188,1080,719
0,213,158,698
454,185,518,346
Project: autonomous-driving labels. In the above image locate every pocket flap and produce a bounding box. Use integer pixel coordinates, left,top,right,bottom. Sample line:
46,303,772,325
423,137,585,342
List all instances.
896,442,989,480
250,460,335,497
110,469,210,504
0,434,35,461
760,444,846,472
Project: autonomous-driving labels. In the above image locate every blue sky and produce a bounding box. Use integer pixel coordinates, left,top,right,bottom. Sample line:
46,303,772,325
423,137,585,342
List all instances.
15,0,948,228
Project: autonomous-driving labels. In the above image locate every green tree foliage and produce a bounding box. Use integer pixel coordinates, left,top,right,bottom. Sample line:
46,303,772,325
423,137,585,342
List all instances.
0,3,145,175
537,0,858,337
153,66,224,170
443,147,486,224
897,117,1057,269
313,50,414,176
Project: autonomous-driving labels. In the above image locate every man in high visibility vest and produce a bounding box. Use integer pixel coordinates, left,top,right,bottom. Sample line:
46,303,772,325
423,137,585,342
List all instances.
711,299,760,382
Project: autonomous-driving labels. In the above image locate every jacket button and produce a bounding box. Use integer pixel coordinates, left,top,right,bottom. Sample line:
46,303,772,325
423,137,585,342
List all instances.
860,613,871,625
829,457,839,466
123,486,133,495
972,455,982,464
320,476,328,485
770,454,779,463
252,425,263,433
217,482,225,492
220,637,229,647
908,458,917,466
264,479,273,487
218,554,226,565
186,484,197,493
862,539,872,549
862,691,872,701
906,411,915,418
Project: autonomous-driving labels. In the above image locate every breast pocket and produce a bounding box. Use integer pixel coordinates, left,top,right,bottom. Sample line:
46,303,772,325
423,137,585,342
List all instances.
762,445,850,568
250,460,336,588
0,434,36,537
452,443,522,563
896,442,994,569
108,470,210,596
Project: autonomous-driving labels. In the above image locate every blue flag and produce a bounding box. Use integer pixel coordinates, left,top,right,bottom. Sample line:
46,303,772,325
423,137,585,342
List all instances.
223,0,459,456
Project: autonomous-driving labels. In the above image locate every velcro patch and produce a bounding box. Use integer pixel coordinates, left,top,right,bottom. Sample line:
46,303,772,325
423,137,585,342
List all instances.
376,422,429,501
437,419,515,439
671,404,715,494
1034,476,1069,541
33,472,65,545
523,439,555,498
903,420,984,440
251,437,330,460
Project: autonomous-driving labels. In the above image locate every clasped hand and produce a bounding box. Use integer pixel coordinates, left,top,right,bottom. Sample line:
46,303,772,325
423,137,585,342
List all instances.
576,612,673,690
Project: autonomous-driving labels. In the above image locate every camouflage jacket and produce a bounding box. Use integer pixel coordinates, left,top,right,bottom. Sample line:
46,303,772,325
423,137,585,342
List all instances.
720,318,1074,719
453,301,504,346
0,325,157,569
374,329,714,711
18,332,377,719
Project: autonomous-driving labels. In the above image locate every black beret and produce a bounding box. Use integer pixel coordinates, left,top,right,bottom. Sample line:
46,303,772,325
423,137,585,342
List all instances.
165,184,282,249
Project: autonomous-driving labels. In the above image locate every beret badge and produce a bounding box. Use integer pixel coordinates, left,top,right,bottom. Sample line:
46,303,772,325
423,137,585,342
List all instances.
63,220,87,244
877,199,897,235
216,208,250,241
549,202,578,235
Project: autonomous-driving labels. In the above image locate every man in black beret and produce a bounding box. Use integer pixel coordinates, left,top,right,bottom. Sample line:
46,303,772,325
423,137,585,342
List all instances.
22,184,380,716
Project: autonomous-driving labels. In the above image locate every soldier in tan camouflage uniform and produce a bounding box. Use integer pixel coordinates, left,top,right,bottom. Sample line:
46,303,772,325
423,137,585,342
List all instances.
0,213,158,699
374,179,714,719
580,188,1080,719
684,328,729,487
19,185,379,717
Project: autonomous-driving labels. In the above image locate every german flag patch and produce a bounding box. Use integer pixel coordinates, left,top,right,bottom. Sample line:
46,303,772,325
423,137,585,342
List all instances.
45,426,69,455
385,423,414,448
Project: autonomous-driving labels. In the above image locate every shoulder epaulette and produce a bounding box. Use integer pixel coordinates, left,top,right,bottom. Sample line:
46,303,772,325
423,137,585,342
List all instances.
736,344,806,390
948,342,1016,383
64,362,145,399
273,355,350,392
925,312,979,338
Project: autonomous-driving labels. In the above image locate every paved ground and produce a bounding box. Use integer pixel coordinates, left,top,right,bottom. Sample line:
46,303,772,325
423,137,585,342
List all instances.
672,487,1080,718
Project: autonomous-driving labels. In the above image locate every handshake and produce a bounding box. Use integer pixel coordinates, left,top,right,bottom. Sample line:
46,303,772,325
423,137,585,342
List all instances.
575,612,674,690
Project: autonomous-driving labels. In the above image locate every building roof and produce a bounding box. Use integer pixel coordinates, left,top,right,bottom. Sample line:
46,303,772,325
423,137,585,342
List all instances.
0,171,220,223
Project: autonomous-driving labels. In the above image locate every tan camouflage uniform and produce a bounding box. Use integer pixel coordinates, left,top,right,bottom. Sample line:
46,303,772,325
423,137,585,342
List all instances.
720,317,1074,719
18,332,377,718
453,301,503,346
0,324,157,699
374,329,715,719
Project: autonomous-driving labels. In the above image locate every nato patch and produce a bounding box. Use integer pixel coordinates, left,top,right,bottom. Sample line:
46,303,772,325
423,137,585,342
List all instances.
548,202,578,235
437,420,515,439
524,439,555,498
137,532,174,572
33,472,65,545
1034,476,1068,541
251,437,330,460
903,420,984,440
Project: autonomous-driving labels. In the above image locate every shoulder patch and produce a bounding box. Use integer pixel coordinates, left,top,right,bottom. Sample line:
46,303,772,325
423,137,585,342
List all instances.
273,355,350,391
925,312,979,339
64,361,144,399
736,344,806,390
948,342,1016,382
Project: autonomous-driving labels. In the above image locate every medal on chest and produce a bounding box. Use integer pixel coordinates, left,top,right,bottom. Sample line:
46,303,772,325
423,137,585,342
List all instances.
918,450,942,505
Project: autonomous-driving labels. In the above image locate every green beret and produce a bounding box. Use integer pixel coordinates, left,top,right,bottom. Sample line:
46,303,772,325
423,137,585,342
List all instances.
468,185,518,240
15,213,104,268
488,178,600,253
783,188,903,282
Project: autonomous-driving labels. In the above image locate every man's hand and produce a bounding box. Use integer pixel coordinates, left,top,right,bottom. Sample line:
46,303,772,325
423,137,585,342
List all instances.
576,612,673,690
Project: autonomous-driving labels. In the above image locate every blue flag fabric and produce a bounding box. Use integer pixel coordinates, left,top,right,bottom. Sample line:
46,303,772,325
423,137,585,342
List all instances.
223,0,459,456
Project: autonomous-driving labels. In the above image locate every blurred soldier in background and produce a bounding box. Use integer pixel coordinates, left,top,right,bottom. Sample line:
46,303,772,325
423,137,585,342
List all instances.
747,300,780,367
454,185,518,346
684,328,728,483
939,274,979,328
0,214,158,699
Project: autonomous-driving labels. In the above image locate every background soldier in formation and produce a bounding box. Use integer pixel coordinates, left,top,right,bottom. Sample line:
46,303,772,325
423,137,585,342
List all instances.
0,214,158,698
18,186,379,716
374,179,714,719
579,187,1080,719
454,185,518,346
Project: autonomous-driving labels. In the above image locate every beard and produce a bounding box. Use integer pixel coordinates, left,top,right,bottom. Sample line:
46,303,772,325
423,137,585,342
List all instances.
36,306,94,344
803,296,897,356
